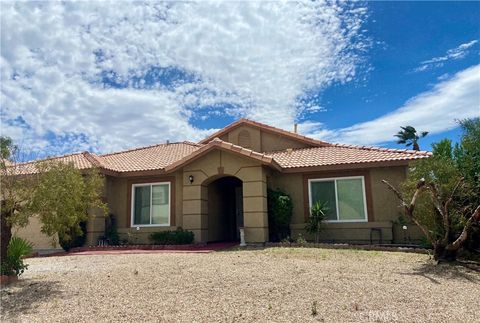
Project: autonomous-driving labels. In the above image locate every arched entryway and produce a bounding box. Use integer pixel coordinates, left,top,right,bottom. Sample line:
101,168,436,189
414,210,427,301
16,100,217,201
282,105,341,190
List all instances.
207,176,243,242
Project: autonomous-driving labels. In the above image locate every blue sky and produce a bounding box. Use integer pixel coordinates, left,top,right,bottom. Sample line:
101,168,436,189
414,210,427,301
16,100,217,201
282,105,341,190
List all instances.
316,1,480,149
1,1,479,160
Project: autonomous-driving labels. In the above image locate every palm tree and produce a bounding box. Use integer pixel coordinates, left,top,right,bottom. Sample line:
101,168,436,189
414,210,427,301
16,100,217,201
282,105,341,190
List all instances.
395,126,428,151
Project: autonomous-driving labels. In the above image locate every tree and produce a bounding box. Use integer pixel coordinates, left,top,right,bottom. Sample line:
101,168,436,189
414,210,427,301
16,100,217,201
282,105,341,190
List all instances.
26,161,108,247
453,118,480,250
1,136,107,263
1,138,34,264
395,126,428,151
384,118,480,261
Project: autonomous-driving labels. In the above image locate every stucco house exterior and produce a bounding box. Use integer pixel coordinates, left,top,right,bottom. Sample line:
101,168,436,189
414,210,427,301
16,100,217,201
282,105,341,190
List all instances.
16,119,431,249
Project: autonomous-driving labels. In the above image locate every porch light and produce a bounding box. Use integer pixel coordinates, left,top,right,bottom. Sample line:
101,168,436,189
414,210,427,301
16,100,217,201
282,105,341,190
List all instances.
188,175,194,184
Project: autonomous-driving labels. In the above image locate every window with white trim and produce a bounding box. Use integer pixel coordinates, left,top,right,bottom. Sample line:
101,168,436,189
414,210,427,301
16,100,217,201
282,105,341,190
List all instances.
131,182,170,226
309,176,368,222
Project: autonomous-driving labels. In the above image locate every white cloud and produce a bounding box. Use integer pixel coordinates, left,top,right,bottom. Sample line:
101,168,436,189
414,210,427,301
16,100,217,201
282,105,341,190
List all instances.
0,1,368,157
414,40,478,72
306,65,480,146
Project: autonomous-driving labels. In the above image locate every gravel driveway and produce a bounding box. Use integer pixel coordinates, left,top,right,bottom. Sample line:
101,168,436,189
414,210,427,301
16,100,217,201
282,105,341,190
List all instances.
1,248,479,322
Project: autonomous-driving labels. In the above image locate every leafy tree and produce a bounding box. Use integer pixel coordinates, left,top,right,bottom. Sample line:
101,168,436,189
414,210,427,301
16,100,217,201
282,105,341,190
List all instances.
454,118,480,203
1,136,107,263
26,161,107,247
305,201,328,243
453,118,480,250
384,118,480,261
395,126,428,151
1,138,34,264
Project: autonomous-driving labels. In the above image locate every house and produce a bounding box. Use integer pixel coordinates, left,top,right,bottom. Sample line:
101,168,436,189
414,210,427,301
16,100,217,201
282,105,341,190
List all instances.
15,119,430,249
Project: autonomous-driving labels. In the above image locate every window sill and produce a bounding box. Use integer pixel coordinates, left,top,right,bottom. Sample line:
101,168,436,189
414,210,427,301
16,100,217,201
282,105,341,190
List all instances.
130,224,171,228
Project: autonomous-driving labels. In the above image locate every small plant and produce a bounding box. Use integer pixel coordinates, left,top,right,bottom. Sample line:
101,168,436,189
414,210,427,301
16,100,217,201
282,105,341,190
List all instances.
295,234,307,246
279,236,292,246
149,228,194,245
0,236,33,277
305,201,328,243
311,301,318,317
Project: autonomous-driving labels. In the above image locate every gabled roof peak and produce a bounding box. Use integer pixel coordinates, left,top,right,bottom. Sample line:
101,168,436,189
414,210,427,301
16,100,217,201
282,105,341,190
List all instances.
198,118,330,147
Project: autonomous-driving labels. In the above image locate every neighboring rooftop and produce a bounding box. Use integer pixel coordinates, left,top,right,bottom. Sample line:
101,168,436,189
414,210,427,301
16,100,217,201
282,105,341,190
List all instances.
7,119,431,175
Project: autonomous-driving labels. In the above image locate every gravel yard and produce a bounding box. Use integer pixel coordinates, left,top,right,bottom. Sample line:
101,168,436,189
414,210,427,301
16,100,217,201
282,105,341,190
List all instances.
1,248,479,322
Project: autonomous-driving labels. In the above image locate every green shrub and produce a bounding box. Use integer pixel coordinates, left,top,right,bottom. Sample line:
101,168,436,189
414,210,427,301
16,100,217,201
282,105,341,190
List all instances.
105,214,120,245
267,188,293,242
149,229,194,245
1,236,33,276
59,221,87,251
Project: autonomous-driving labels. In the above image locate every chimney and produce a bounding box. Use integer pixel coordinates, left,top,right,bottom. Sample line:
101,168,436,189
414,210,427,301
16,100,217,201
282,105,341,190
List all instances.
294,123,298,134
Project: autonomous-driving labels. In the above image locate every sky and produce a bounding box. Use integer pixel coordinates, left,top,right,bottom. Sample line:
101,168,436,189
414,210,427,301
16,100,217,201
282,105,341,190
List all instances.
1,1,479,160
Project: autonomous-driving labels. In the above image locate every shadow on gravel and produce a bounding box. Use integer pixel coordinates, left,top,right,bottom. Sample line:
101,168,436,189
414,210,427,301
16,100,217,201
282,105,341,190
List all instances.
1,279,63,318
399,260,480,284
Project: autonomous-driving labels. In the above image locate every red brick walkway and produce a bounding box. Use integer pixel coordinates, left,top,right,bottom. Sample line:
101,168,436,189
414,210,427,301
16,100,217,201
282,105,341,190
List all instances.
36,242,238,258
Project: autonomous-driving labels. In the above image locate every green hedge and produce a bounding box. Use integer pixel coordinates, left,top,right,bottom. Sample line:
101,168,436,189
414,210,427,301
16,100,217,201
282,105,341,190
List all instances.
149,229,194,245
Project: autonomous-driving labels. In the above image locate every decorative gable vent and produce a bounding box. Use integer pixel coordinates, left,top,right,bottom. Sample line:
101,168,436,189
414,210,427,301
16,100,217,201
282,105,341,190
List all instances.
238,130,252,149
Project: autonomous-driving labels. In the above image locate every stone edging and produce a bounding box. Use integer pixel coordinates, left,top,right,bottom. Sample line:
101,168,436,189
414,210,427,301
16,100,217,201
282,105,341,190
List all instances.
263,242,432,254
69,243,207,252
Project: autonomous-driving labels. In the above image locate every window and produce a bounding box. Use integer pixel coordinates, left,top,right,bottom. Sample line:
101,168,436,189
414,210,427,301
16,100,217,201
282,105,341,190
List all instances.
308,176,368,222
131,182,170,226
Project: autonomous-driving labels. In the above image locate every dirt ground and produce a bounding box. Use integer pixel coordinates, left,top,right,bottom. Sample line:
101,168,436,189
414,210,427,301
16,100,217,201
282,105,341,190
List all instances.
1,247,479,322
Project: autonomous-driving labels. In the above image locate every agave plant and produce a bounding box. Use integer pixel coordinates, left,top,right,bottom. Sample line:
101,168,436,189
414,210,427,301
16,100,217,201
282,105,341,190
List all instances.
1,236,34,276
305,201,329,244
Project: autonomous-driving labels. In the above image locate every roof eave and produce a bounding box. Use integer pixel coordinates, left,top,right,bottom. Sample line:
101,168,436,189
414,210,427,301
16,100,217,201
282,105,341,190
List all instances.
279,159,419,173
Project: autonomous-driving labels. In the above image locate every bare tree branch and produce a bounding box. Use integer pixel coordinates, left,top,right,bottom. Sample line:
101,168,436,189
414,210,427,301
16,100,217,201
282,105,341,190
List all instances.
382,178,431,241
447,205,480,251
440,177,464,243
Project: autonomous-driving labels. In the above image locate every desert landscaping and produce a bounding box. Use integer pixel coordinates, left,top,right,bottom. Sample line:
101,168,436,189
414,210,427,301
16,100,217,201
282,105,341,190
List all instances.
1,248,479,322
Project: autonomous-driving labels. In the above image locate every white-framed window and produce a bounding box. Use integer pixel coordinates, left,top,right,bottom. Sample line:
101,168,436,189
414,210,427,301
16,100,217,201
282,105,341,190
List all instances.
131,182,171,227
308,176,368,222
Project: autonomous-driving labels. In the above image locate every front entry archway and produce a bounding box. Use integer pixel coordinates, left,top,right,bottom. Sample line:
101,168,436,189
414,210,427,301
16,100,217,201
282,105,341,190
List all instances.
207,176,243,242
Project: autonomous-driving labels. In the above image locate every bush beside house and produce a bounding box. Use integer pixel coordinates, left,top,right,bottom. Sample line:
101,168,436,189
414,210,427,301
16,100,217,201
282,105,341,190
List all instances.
267,188,293,242
149,229,194,245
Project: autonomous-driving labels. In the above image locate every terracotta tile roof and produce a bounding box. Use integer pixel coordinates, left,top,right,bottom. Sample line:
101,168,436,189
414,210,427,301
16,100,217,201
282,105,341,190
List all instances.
7,120,431,176
9,152,97,175
199,118,330,147
99,142,201,173
165,138,281,172
269,145,431,169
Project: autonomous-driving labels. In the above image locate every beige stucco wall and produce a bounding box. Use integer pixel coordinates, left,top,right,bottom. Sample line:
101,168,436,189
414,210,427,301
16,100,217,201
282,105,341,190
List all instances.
269,166,425,244
97,172,184,245
260,130,310,152
14,217,58,250
226,125,262,151
224,125,311,153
